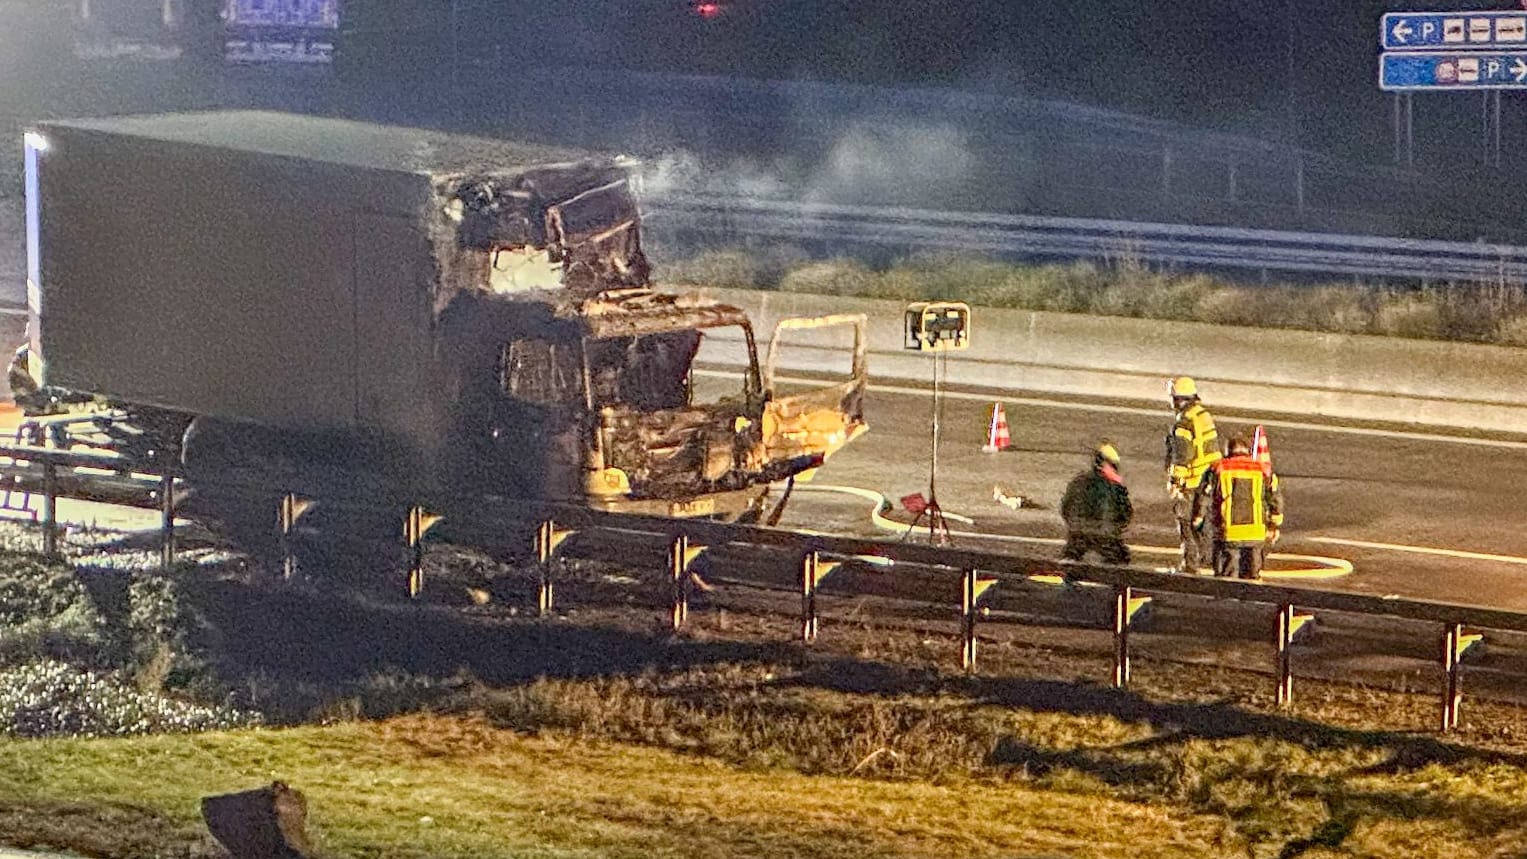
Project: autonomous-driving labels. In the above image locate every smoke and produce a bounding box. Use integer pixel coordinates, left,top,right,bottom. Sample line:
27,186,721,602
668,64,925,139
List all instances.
799,122,975,206
640,118,978,210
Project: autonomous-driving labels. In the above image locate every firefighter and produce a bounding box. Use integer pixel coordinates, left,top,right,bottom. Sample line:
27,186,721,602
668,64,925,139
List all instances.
1193,436,1284,580
1060,441,1133,565
1164,376,1220,573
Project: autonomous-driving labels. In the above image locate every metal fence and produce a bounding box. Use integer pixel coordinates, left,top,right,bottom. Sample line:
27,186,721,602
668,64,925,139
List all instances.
0,440,1520,733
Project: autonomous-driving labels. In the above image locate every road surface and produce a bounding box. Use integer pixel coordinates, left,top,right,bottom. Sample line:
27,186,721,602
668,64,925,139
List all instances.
769,374,1527,611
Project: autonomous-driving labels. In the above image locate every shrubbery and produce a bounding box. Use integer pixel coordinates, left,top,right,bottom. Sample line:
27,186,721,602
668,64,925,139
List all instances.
0,659,257,738
658,249,1527,346
0,553,255,737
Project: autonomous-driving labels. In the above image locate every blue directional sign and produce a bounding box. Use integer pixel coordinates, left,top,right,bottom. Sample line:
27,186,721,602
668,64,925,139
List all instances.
1380,52,1527,90
1382,12,1527,51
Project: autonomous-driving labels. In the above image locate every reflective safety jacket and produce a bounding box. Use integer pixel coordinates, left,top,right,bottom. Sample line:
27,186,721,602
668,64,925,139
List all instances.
1166,401,1221,492
1194,454,1285,544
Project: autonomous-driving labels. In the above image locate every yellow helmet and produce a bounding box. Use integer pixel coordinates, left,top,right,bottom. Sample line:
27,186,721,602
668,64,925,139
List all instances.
1169,376,1198,399
1095,442,1121,466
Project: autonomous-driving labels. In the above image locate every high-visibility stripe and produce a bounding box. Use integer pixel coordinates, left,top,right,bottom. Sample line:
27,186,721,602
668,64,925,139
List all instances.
1216,458,1268,543
1171,404,1222,486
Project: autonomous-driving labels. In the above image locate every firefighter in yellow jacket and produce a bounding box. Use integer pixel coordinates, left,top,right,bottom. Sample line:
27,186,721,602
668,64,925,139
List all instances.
1164,376,1221,573
1193,436,1285,580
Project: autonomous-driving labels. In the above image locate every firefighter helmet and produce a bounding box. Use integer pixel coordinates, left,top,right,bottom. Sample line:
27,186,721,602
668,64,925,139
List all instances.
1169,376,1198,400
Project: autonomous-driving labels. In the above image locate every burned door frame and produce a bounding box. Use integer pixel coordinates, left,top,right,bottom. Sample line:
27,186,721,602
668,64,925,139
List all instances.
759,313,870,469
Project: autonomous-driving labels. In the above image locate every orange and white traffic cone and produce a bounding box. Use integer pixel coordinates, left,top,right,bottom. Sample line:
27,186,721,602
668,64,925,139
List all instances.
982,402,1011,453
1252,425,1272,474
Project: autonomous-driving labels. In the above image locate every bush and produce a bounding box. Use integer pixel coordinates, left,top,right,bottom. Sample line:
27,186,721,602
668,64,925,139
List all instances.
126,569,223,695
0,659,258,738
665,248,1527,348
0,557,111,667
778,260,875,296
658,249,762,289
1373,293,1443,339
1495,313,1527,346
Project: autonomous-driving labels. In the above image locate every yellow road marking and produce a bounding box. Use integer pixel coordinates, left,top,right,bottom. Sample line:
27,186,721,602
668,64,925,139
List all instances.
800,484,1353,579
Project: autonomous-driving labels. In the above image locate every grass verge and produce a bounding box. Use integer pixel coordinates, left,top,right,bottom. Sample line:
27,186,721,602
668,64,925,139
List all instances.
655,249,1527,347
6,548,1527,857
5,697,1527,859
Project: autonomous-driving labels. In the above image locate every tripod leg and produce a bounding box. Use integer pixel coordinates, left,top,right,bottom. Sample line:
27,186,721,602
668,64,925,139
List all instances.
903,508,928,542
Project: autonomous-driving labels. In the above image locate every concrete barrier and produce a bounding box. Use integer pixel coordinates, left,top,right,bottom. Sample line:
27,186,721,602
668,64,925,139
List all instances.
697,287,1527,433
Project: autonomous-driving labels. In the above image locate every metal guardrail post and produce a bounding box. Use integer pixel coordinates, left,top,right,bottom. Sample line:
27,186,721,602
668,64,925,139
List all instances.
403,506,442,599
800,551,842,643
801,551,819,642
278,494,310,582
961,570,997,673
535,520,574,616
669,534,690,631
159,473,175,572
1440,623,1483,732
41,459,57,559
1295,159,1306,217
1443,623,1463,732
1113,585,1132,688
1276,603,1296,708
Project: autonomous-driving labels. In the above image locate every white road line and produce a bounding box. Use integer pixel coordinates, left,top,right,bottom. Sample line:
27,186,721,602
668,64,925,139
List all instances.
717,369,1527,451
1309,536,1527,566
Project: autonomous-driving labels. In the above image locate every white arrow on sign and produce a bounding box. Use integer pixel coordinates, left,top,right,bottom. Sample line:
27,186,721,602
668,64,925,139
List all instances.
1392,20,1415,43
1514,58,1527,82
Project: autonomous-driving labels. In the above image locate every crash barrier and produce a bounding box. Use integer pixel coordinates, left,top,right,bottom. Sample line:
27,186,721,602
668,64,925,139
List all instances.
0,442,1510,734
647,193,1527,284
703,287,1527,435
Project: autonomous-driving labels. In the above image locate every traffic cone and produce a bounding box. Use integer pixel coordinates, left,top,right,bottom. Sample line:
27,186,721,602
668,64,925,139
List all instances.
982,402,1011,453
1252,425,1272,474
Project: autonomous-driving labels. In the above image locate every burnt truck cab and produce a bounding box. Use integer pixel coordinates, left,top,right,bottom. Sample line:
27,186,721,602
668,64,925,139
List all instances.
434,161,867,521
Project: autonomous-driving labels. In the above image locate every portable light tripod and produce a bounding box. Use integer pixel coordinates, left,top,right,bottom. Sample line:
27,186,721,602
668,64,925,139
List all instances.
905,349,952,546
901,301,970,546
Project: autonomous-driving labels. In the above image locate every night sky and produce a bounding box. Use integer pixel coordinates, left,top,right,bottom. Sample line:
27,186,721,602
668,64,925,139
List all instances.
428,0,1525,165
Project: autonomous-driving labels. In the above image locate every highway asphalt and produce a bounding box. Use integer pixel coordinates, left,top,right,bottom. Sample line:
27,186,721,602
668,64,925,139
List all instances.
771,376,1527,612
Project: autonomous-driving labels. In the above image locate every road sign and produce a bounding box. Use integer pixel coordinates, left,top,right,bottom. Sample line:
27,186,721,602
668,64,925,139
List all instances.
1380,52,1527,90
1382,11,1527,50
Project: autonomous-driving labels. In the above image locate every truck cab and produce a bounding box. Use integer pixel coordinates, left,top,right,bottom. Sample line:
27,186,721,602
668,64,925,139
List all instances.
460,287,866,522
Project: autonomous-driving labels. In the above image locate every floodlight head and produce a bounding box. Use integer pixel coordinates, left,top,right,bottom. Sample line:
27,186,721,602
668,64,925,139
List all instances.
904,301,971,352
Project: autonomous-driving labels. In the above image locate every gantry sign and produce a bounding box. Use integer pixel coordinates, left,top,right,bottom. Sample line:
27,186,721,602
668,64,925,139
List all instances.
1380,11,1527,90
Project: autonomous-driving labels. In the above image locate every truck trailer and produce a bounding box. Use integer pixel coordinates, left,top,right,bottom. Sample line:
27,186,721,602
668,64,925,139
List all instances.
20,111,866,549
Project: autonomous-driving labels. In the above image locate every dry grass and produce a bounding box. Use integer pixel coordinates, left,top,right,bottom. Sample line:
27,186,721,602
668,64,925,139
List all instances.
5,696,1527,859
661,250,1527,346
9,551,1527,857
0,715,1243,859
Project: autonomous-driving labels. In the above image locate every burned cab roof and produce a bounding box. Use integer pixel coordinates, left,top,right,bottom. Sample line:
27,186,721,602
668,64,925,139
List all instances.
571,289,751,339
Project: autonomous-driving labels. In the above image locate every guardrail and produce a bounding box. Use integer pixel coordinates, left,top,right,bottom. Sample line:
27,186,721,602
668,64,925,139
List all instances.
0,441,1516,733
646,193,1527,285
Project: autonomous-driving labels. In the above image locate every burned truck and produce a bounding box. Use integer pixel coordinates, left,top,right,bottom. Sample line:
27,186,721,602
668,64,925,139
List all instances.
20,111,866,540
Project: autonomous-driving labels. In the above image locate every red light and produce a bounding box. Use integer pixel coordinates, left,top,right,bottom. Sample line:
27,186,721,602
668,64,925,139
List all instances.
695,2,721,18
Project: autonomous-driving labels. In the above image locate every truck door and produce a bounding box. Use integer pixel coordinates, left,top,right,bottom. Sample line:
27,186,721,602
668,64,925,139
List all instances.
760,314,868,476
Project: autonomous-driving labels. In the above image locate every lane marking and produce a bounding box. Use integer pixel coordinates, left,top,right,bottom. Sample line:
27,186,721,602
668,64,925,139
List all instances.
1309,535,1527,566
799,484,1353,579
706,368,1527,451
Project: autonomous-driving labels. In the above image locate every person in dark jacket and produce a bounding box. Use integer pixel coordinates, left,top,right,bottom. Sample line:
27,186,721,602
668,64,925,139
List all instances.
1060,442,1133,564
